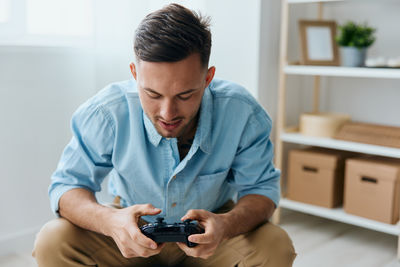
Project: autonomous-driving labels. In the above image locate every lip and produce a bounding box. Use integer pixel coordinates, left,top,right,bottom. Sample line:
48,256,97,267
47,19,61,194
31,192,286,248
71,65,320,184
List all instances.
158,119,182,131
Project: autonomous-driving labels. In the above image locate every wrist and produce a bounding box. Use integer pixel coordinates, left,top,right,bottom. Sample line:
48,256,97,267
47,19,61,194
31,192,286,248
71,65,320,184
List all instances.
97,205,118,237
219,213,234,241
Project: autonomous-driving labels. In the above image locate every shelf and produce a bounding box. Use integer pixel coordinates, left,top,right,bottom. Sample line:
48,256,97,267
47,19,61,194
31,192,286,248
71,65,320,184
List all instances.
284,65,400,79
278,0,400,256
287,0,343,3
280,132,400,158
280,199,400,235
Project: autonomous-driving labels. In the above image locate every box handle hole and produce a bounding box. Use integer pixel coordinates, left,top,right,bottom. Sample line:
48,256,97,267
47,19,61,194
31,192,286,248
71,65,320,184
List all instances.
303,166,318,173
361,176,378,184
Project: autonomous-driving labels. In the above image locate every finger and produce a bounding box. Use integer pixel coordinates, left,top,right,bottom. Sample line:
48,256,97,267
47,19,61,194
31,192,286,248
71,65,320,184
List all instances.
133,243,164,258
140,235,159,250
181,209,209,221
176,242,210,259
188,233,213,244
133,203,162,217
115,235,158,258
127,225,158,250
141,241,165,255
158,243,167,250
176,242,191,254
147,242,165,253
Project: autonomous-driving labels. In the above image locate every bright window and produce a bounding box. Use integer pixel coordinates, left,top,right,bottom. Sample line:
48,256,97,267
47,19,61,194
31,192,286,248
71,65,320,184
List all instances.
0,0,10,23
26,0,93,36
0,0,94,46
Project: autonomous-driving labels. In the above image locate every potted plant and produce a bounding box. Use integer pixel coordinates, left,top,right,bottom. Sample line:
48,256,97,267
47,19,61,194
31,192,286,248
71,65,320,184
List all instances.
336,21,376,67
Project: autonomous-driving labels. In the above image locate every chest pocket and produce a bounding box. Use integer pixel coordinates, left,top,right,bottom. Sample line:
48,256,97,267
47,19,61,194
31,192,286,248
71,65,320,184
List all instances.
192,169,230,211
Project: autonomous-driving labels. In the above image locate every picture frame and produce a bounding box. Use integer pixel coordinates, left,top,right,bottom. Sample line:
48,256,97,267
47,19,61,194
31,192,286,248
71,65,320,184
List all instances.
299,20,339,66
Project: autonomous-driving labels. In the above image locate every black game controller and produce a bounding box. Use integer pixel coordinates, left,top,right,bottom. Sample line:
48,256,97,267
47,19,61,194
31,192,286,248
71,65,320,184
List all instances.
140,217,204,247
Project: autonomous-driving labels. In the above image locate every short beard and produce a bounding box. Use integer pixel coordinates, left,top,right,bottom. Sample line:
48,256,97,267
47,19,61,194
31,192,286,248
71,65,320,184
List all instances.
151,110,199,139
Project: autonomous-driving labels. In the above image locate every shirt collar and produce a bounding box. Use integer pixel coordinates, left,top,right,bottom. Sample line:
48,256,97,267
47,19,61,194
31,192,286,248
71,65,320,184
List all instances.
196,85,213,154
143,112,163,147
143,83,213,153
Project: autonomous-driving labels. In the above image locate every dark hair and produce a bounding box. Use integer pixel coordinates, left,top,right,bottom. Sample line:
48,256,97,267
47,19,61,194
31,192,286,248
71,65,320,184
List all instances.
134,3,212,67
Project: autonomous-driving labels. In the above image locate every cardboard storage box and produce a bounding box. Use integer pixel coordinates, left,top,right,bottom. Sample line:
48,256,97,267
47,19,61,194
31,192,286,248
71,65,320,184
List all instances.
344,157,400,224
287,148,349,208
300,112,350,138
335,122,400,149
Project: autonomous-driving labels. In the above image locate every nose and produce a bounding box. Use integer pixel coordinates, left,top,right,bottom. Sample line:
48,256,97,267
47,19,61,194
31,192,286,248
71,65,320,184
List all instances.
160,99,178,122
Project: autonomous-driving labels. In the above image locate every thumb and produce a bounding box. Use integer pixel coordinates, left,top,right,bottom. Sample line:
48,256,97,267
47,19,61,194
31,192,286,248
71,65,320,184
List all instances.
181,209,207,222
133,204,162,217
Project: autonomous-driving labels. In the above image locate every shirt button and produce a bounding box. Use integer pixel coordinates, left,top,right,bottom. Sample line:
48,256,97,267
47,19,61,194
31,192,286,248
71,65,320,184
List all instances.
172,175,177,179
171,202,177,207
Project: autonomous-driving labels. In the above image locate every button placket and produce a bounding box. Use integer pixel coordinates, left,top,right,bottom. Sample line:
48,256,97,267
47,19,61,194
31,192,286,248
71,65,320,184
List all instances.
167,180,180,217
170,176,177,207
165,138,181,218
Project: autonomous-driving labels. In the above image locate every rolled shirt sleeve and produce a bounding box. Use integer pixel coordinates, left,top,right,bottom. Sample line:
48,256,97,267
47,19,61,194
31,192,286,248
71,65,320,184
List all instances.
49,103,115,215
229,109,281,207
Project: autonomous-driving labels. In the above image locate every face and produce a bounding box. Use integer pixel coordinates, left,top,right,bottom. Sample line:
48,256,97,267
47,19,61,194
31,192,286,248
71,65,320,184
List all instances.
130,53,215,138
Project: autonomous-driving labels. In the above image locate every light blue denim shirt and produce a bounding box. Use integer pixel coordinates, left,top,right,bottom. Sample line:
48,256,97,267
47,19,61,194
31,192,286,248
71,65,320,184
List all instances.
49,78,280,223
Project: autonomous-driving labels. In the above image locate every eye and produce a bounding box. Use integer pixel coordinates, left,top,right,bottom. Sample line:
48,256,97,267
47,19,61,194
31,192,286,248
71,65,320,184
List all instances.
147,91,161,99
178,94,192,100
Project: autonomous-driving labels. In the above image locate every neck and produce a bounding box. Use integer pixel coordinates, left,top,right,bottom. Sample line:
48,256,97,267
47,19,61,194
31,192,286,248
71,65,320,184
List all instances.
178,113,199,143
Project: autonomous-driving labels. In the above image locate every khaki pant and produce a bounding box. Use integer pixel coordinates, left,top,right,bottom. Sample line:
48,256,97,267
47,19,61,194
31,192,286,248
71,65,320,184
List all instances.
33,201,296,267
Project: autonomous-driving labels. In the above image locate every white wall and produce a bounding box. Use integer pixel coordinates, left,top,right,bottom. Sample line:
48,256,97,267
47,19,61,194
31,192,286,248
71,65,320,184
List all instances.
205,0,262,98
0,46,97,253
258,0,282,137
0,0,142,255
0,0,265,255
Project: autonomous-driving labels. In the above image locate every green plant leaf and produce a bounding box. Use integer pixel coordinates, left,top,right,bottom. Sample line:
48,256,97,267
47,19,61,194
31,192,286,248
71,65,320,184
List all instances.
336,21,376,48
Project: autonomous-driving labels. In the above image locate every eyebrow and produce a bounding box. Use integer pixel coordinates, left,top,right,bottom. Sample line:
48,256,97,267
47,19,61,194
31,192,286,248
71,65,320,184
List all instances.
143,87,199,96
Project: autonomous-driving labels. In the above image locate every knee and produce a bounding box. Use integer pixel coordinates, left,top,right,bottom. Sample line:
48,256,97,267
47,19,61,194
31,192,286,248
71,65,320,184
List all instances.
248,223,296,265
33,218,81,261
262,223,294,250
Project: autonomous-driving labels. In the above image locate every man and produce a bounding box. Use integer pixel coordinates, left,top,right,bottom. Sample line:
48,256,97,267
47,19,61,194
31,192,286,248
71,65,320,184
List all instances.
33,3,296,267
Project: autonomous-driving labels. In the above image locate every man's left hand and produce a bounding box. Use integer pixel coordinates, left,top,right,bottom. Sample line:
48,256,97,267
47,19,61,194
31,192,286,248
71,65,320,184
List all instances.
177,209,228,259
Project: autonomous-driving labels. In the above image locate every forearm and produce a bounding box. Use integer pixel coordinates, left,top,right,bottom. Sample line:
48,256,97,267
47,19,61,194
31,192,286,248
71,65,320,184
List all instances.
59,188,115,236
220,194,275,240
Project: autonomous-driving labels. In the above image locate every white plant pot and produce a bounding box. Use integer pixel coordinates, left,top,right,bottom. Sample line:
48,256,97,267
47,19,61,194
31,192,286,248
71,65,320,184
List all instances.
340,47,367,67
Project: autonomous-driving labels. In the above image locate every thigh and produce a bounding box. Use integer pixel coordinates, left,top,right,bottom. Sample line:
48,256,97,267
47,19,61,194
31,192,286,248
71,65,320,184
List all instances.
181,222,296,267
157,243,188,266
33,199,169,267
33,218,162,267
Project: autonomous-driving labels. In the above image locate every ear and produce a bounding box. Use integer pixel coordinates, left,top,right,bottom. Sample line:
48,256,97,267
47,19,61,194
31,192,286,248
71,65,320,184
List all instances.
205,66,216,88
130,62,137,80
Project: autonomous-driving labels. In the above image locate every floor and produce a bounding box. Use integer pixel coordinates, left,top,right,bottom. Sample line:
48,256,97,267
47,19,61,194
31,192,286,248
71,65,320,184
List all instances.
1,209,400,267
0,251,36,267
280,209,400,267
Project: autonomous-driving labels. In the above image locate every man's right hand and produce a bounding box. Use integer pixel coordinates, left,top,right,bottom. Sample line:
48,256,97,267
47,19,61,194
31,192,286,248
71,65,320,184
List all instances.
105,203,165,258
59,189,164,258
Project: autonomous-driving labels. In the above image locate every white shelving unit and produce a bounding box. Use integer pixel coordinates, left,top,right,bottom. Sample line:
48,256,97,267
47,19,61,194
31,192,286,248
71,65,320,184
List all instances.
281,132,400,158
274,0,400,258
284,65,400,79
280,199,400,236
287,0,343,4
